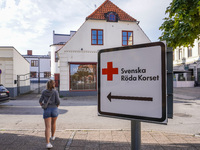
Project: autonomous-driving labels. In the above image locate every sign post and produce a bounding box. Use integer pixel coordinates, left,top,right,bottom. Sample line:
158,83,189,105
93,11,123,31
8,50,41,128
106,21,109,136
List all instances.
98,41,169,149
131,120,141,150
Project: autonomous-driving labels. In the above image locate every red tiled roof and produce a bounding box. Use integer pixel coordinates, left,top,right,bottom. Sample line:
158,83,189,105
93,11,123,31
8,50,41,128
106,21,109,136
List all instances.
86,0,137,22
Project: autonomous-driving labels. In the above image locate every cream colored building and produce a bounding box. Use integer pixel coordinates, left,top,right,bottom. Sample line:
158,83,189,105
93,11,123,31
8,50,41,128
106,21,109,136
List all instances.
56,0,150,96
0,46,30,97
173,39,200,87
50,30,76,76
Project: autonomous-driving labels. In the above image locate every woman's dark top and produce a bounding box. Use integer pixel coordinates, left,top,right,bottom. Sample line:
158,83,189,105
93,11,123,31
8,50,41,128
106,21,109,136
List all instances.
39,89,60,108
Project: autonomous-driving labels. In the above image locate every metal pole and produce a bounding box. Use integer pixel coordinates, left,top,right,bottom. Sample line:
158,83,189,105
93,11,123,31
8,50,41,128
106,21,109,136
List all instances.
17,75,20,96
38,57,40,94
131,120,141,150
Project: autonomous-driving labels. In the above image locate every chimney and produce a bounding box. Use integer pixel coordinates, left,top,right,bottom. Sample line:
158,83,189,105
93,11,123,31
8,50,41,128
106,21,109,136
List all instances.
27,50,32,55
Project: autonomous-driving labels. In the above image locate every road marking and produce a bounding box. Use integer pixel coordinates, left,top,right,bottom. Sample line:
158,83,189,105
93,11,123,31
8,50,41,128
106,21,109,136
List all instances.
65,130,76,150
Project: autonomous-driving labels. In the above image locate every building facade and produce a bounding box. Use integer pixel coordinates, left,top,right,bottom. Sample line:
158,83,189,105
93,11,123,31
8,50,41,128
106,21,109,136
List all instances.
173,39,200,87
57,0,150,96
50,30,76,77
23,50,51,83
0,47,30,97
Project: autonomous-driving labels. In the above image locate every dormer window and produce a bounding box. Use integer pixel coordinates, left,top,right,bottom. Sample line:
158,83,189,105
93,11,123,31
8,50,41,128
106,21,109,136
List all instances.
104,11,119,22
109,13,116,21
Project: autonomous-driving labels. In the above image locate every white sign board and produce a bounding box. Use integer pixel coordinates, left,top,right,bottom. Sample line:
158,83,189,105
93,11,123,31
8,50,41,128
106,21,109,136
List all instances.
98,42,167,123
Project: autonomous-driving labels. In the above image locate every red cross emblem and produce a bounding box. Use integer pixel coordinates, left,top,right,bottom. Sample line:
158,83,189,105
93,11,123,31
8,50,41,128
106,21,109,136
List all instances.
102,62,118,81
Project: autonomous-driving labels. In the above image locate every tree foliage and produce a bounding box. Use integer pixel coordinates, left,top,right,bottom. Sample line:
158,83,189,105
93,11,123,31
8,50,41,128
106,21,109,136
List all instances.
159,0,200,48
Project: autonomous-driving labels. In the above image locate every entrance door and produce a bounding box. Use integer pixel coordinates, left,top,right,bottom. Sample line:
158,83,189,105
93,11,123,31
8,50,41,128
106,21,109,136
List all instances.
54,73,60,88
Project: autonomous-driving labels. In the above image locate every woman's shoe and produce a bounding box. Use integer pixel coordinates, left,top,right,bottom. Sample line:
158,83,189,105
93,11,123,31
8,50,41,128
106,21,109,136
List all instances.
50,136,56,140
46,143,53,149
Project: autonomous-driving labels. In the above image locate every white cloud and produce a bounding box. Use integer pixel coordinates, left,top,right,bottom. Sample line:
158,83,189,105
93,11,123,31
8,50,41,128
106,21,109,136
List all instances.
0,0,172,54
0,0,52,54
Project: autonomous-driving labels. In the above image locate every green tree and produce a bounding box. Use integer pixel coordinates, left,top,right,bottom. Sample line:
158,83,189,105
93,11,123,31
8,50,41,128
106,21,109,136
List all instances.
159,0,200,48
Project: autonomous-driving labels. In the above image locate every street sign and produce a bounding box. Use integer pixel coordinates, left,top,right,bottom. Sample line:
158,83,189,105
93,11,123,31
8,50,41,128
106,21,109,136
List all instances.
98,42,167,124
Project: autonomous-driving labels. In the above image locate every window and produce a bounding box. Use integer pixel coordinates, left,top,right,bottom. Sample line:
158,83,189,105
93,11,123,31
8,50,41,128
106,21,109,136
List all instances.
188,46,192,57
176,49,179,60
122,31,133,46
70,63,97,91
105,11,119,22
182,48,185,58
30,72,37,78
179,48,182,60
44,72,51,78
198,42,200,55
91,29,103,45
55,52,58,62
109,14,116,21
31,60,38,67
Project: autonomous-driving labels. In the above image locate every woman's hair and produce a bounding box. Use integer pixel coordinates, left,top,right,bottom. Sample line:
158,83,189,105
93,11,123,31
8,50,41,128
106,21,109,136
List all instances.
47,80,55,90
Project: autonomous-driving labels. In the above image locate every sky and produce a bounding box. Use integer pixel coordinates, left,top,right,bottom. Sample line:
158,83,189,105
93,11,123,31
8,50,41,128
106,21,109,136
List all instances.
0,0,172,55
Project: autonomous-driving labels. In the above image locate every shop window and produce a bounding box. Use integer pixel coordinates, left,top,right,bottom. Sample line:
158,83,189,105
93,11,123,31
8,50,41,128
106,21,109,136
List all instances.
70,63,97,91
31,60,38,67
91,29,103,45
30,72,37,78
44,72,51,78
188,46,192,57
122,31,133,46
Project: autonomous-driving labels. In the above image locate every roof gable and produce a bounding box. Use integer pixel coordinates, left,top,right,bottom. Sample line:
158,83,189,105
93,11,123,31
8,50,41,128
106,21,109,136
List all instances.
86,0,137,22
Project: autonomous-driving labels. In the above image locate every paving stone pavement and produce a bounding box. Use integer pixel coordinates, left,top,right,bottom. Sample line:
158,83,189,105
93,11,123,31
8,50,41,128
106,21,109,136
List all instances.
1,130,200,150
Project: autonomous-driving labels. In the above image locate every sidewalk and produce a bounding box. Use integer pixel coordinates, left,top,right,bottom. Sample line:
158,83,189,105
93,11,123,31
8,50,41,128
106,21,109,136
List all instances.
1,130,200,150
173,87,200,100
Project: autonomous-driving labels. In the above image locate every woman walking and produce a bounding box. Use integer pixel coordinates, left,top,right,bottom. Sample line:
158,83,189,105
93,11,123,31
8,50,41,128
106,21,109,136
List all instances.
39,80,60,149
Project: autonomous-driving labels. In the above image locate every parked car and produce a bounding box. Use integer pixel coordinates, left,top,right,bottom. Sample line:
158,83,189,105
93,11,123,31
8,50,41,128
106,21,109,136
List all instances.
0,84,10,104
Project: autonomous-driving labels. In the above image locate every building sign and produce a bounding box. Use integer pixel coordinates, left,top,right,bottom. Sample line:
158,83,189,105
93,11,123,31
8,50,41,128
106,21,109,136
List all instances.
98,42,167,123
